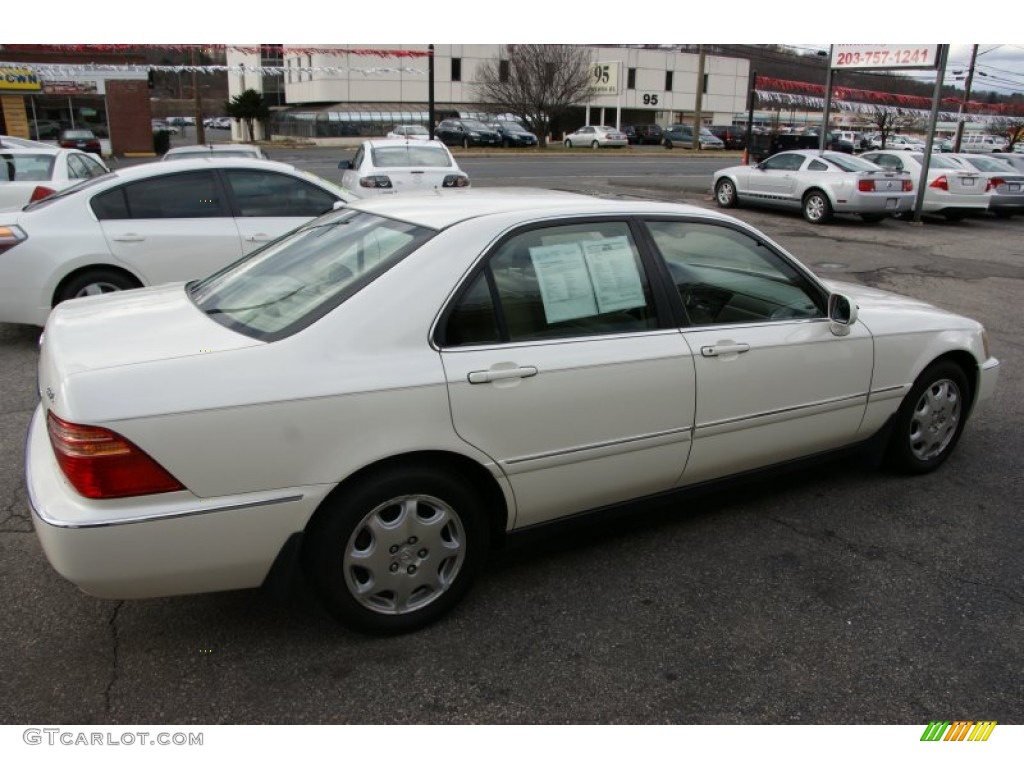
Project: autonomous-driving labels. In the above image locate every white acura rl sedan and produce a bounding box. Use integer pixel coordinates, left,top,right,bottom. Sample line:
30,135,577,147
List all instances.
26,190,999,634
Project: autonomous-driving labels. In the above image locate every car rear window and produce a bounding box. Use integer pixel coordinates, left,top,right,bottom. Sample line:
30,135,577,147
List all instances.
824,153,883,172
189,209,436,340
371,145,452,168
1,153,56,182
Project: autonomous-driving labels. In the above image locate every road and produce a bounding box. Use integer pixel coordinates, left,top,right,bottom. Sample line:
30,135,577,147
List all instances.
1,149,1021,728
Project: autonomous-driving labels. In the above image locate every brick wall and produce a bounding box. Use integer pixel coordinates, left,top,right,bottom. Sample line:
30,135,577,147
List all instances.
106,80,153,155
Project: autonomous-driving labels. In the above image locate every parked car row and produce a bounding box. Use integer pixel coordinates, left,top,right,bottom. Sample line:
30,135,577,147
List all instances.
713,148,1024,225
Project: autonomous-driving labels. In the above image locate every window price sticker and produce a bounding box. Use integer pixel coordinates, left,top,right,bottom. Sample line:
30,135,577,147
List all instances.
831,45,941,70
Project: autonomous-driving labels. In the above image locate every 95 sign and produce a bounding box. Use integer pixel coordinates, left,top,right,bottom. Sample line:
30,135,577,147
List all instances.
591,61,620,95
830,44,941,70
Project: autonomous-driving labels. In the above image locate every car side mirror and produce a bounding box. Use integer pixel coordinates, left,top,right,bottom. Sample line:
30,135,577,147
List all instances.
828,293,858,336
338,160,352,170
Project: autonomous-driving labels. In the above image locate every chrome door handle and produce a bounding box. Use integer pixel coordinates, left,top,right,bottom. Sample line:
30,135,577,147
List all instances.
467,366,538,384
244,234,271,242
112,234,145,242
701,343,750,357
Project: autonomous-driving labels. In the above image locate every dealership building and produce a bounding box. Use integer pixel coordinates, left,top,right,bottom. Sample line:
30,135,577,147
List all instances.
225,44,752,142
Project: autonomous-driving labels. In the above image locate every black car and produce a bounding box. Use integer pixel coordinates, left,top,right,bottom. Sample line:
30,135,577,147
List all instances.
708,125,747,150
746,131,849,162
58,129,102,156
434,119,502,149
488,121,538,148
624,124,663,146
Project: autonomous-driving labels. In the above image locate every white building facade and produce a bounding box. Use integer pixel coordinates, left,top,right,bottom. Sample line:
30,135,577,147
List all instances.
226,44,750,141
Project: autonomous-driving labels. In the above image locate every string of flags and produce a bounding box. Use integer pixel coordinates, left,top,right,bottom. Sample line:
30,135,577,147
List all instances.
1,62,427,77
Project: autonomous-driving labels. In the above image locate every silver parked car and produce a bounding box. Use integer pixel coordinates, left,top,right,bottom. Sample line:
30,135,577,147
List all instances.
861,151,991,221
942,154,1024,217
713,150,915,224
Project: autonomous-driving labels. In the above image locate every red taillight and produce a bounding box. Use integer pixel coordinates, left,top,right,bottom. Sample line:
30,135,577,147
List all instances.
46,412,184,499
902,179,913,191
986,177,1005,191
930,175,949,191
858,179,876,192
29,185,57,202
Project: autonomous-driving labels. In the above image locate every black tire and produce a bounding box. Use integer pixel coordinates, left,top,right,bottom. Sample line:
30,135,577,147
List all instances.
663,139,673,150
564,139,573,148
591,140,600,149
802,190,833,224
56,268,140,306
462,137,471,149
860,213,885,223
303,466,489,634
884,360,970,475
714,178,738,209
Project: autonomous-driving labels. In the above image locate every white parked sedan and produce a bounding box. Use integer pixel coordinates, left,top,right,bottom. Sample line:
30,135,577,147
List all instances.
0,157,352,326
1,146,109,208
861,151,991,221
564,125,628,148
338,139,469,197
942,153,1024,217
162,143,269,161
26,190,999,635
713,150,915,223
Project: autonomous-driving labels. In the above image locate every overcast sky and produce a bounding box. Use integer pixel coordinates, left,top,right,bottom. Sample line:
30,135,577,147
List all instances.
18,9,1024,97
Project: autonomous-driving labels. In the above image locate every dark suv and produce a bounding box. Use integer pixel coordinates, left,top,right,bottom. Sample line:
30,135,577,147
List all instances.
434,119,502,149
623,124,663,146
708,125,746,150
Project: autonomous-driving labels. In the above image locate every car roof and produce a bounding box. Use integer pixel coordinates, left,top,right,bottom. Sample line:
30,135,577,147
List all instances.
164,144,262,154
0,146,71,156
344,188,724,230
362,139,448,149
107,157,301,180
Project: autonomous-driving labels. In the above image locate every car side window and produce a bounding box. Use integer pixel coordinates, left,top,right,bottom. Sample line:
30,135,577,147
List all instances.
225,169,338,218
80,154,108,177
646,220,825,326
808,159,828,171
92,171,228,220
762,154,804,171
443,221,658,346
66,154,89,179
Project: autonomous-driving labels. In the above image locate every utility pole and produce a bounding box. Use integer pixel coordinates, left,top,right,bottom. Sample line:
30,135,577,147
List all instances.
691,45,706,151
819,46,834,153
193,46,206,145
428,45,435,140
952,44,978,153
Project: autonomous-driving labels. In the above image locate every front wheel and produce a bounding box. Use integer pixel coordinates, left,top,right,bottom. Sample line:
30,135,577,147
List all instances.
303,466,488,634
884,361,970,474
564,139,573,148
591,140,600,149
802,190,833,224
714,178,738,208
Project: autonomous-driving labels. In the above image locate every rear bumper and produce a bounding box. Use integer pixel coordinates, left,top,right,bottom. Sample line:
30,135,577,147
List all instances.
26,404,329,599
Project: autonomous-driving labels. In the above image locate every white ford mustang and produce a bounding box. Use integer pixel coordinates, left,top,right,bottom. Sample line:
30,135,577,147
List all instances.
26,190,1000,634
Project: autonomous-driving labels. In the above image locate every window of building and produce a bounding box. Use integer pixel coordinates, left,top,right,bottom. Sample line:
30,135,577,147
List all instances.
665,71,673,91
452,58,462,82
703,73,709,94
499,59,510,83
627,68,636,90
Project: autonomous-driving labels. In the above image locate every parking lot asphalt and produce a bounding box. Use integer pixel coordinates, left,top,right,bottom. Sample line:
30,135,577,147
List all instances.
0,151,1021,727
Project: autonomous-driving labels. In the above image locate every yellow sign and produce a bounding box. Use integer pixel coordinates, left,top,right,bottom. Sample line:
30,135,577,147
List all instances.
1,96,31,138
0,67,41,91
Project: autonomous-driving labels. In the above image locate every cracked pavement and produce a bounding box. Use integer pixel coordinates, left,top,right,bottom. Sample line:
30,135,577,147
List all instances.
0,156,1021,725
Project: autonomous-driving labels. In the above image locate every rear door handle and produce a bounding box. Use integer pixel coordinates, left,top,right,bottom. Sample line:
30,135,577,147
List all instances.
244,234,271,242
467,366,538,384
701,343,750,357
112,234,145,242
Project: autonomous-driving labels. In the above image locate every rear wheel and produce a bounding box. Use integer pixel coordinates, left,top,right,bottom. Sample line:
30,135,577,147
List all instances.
56,268,141,306
591,140,600,149
303,466,488,634
802,190,833,224
885,360,970,474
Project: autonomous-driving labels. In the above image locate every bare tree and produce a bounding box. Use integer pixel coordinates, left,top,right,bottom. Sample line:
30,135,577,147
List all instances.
867,107,915,148
474,45,595,148
987,117,1024,151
